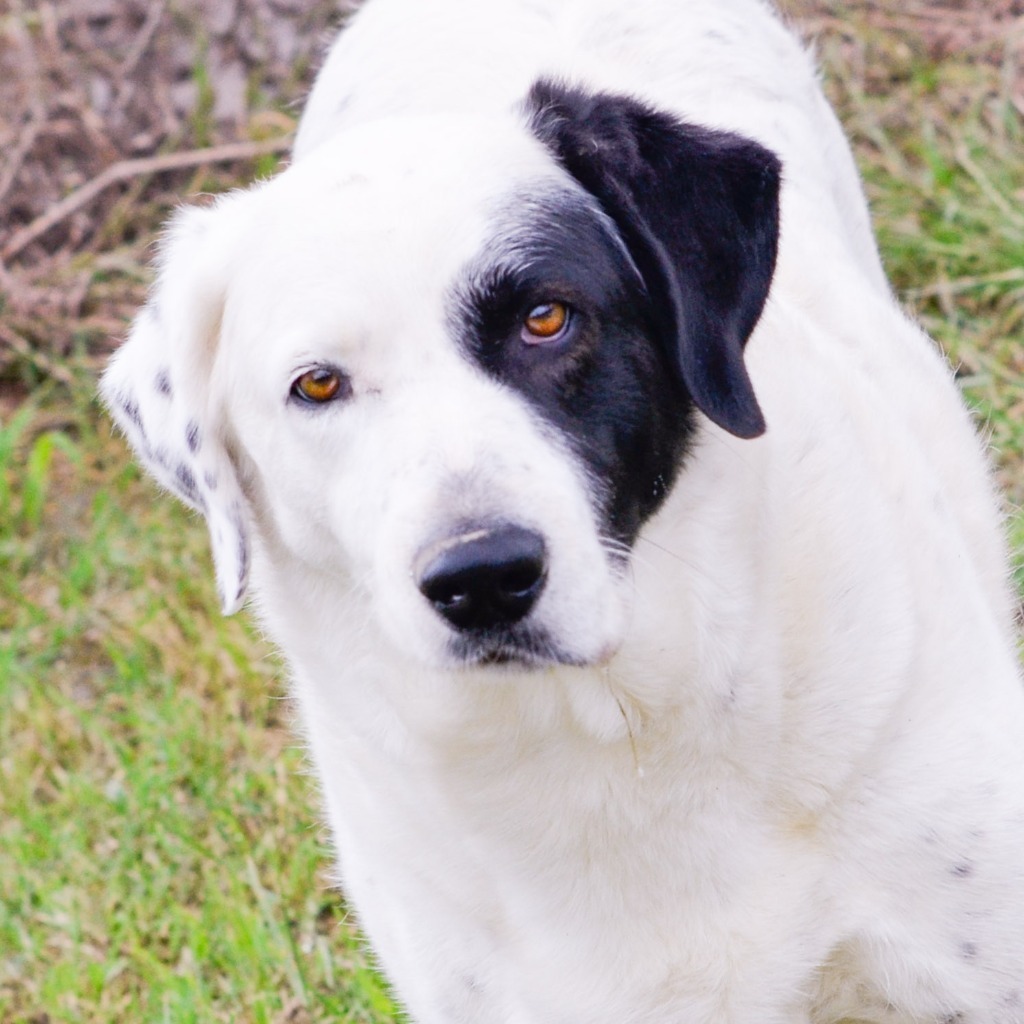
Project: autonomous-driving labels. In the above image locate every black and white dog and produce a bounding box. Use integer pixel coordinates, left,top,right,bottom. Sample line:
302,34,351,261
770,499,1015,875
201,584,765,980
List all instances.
103,1,1024,1020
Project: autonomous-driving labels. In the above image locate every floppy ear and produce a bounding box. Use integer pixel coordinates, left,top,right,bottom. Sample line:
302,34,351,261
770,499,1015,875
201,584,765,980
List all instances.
526,79,781,439
101,195,253,614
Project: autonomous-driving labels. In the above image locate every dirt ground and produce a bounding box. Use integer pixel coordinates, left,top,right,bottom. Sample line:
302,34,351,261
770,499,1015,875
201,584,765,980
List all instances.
0,0,1020,403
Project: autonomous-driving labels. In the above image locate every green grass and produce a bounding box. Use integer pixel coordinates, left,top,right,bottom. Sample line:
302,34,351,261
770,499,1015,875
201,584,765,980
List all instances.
2,11,1023,1023
0,389,397,1022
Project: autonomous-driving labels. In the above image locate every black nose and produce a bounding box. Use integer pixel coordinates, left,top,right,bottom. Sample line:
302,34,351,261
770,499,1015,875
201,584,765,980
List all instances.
417,525,548,633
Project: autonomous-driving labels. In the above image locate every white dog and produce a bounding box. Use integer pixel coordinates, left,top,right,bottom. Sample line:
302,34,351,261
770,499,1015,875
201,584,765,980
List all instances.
102,0,1024,1020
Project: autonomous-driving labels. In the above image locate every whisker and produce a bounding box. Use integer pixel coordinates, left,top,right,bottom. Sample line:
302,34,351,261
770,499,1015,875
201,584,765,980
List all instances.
637,535,696,569
607,668,644,779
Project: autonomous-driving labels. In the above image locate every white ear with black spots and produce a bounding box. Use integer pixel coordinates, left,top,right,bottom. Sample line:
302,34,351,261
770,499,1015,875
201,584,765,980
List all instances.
526,80,781,440
101,195,253,615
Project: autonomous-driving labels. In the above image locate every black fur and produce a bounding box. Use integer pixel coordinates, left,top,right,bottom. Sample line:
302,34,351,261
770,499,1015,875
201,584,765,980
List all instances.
448,83,780,544
525,80,781,440
450,189,693,545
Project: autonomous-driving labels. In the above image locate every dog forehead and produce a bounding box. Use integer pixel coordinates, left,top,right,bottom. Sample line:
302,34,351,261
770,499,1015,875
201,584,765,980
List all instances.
219,114,582,366
248,114,566,276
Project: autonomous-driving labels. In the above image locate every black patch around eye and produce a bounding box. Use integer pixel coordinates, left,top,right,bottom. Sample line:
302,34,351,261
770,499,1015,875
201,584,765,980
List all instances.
448,189,695,545
524,79,777,440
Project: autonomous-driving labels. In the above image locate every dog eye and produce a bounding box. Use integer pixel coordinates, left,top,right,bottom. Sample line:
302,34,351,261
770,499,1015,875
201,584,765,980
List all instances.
522,302,571,344
291,367,351,405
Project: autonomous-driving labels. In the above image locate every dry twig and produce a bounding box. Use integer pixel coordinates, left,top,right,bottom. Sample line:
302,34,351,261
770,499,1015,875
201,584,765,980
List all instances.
1,136,292,264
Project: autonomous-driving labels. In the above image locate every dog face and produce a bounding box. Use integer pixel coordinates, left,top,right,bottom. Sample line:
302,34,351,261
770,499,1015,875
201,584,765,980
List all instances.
102,83,780,670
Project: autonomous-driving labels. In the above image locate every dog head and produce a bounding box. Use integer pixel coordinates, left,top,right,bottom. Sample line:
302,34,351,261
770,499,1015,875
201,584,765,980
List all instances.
102,82,780,669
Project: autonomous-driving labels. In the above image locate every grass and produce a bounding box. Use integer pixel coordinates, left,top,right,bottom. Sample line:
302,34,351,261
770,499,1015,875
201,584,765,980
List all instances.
806,7,1024,588
2,8,1023,1023
818,18,1024,494
0,385,397,1023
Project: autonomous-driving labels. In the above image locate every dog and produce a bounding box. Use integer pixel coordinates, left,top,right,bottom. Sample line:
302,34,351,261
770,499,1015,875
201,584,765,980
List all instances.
102,0,1024,1020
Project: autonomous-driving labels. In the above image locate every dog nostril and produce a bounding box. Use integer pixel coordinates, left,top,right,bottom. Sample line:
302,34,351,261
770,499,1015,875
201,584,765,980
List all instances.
500,564,542,599
430,583,467,607
417,526,547,633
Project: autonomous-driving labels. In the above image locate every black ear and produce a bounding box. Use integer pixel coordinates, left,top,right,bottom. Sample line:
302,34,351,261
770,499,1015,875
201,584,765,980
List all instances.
525,79,781,439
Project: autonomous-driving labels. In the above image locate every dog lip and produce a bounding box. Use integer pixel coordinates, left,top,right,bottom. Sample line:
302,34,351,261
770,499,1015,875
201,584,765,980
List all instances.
454,637,547,669
450,628,590,669
477,648,529,668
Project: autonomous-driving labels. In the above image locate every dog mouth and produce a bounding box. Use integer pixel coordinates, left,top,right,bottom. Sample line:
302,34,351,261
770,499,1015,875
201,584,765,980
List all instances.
448,626,584,669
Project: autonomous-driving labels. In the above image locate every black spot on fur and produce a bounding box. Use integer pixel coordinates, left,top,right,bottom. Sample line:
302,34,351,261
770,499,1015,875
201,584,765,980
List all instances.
461,974,482,994
154,369,172,398
119,395,145,435
204,470,218,491
175,463,200,505
185,420,202,454
230,504,250,583
524,79,780,440
951,861,974,879
238,532,249,581
960,941,978,961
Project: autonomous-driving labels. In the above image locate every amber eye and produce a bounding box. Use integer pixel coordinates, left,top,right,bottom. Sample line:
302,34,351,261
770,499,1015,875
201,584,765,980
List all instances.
522,301,570,343
291,367,350,405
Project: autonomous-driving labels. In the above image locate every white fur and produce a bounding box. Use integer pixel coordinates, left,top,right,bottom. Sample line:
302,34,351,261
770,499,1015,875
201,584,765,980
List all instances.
103,1,1024,1021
